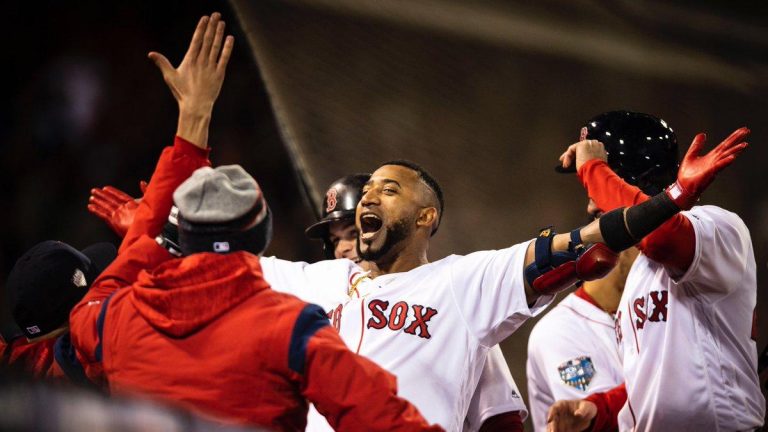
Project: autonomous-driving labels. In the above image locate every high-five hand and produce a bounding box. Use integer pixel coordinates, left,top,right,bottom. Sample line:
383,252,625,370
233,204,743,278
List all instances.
666,127,749,210
147,12,234,148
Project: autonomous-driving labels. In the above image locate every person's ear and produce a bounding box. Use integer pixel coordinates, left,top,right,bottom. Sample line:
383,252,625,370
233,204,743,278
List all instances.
416,207,438,232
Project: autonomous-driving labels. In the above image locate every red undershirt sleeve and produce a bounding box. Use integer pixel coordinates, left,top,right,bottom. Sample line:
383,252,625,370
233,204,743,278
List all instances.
478,411,524,432
584,383,627,432
577,159,695,274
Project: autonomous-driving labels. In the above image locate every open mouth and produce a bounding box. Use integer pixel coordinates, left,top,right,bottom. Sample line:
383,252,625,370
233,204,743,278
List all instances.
360,213,383,241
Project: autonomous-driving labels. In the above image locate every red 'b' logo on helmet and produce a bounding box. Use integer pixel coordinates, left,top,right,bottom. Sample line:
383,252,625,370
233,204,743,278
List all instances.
326,188,338,213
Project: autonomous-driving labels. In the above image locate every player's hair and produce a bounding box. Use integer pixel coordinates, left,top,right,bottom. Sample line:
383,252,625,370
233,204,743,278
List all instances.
380,159,444,235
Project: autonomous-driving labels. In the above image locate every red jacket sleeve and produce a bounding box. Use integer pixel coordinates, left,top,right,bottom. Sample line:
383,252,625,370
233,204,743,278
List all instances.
584,383,627,432
120,136,211,252
0,336,56,379
578,159,695,273
478,412,524,432
71,135,209,369
302,326,443,432
69,236,171,366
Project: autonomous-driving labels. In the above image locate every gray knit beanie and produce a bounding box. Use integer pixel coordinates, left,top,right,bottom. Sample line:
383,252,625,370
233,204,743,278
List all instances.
173,165,272,255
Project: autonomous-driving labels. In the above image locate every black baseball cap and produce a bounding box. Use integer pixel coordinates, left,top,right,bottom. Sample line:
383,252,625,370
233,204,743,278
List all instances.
6,241,117,339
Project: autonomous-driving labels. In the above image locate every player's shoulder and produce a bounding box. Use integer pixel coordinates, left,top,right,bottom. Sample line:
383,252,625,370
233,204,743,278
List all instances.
684,205,752,248
528,295,585,341
260,256,361,276
685,205,748,231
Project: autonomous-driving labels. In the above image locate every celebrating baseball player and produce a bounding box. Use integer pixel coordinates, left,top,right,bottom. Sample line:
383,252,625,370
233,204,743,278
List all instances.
254,129,732,432
69,13,441,431
304,174,528,432
546,111,764,431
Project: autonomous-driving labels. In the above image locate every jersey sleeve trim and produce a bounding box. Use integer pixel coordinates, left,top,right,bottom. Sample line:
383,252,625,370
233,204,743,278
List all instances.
288,303,331,374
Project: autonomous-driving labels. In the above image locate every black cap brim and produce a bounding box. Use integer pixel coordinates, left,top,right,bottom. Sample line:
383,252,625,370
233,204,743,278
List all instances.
305,214,355,240
80,242,117,277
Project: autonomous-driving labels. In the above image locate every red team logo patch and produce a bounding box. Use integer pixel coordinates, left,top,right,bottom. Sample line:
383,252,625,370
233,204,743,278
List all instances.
325,188,338,213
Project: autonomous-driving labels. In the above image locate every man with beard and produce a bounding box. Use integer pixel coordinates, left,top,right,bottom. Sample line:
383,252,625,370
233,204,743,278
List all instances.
304,174,528,432
256,139,739,431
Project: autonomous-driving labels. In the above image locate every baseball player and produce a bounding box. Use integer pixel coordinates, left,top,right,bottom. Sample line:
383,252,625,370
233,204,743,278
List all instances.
304,174,528,432
526,250,631,431
70,13,440,431
547,111,764,431
255,131,734,432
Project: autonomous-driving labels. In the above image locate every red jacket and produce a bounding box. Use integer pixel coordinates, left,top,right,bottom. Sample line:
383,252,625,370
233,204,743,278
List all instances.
70,136,440,431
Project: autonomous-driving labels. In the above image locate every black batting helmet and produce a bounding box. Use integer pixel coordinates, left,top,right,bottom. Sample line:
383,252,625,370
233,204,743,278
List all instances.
577,111,679,195
305,173,370,241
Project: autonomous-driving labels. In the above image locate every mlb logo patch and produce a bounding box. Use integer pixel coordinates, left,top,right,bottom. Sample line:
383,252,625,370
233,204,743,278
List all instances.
213,242,230,253
558,356,595,391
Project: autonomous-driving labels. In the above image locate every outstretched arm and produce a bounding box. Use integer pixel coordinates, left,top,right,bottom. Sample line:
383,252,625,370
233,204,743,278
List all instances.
546,383,627,432
303,325,443,431
561,128,749,275
523,129,748,303
71,12,233,365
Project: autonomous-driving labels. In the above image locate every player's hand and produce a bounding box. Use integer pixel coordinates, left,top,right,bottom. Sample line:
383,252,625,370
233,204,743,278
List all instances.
666,127,749,210
147,13,234,147
559,139,608,173
88,185,142,238
546,399,597,432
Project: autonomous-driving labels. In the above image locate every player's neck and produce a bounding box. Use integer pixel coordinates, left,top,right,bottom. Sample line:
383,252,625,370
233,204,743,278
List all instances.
369,246,428,277
582,281,622,314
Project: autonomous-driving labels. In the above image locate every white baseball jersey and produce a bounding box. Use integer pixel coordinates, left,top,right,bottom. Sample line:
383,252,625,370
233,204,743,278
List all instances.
462,345,528,432
615,205,765,431
526,289,623,431
260,242,551,431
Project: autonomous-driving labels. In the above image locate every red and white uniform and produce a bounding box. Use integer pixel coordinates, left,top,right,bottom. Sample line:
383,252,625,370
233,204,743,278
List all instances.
614,205,764,431
526,288,623,431
261,244,550,431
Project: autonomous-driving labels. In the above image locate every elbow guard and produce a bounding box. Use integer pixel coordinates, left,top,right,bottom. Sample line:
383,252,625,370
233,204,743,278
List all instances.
524,228,618,296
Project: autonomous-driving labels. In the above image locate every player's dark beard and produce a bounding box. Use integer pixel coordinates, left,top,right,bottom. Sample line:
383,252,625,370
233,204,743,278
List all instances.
357,218,411,263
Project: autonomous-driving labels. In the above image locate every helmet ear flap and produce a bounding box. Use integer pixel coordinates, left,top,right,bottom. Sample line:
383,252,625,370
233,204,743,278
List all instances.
584,110,679,195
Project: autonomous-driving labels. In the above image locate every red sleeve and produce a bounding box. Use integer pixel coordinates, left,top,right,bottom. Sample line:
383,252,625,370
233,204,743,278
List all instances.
584,383,627,432
120,136,211,252
578,159,695,274
70,236,171,365
478,411,524,432
70,136,209,380
301,326,443,432
0,336,56,379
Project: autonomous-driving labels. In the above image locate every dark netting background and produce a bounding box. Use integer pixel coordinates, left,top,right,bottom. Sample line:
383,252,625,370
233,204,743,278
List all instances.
230,0,768,427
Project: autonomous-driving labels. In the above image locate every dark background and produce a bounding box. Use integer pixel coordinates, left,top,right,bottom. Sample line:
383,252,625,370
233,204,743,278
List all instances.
2,0,766,429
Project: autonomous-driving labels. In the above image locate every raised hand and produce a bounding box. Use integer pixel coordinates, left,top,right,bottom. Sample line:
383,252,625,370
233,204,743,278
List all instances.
666,127,749,210
546,399,597,432
558,139,608,173
88,185,142,238
147,13,234,148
